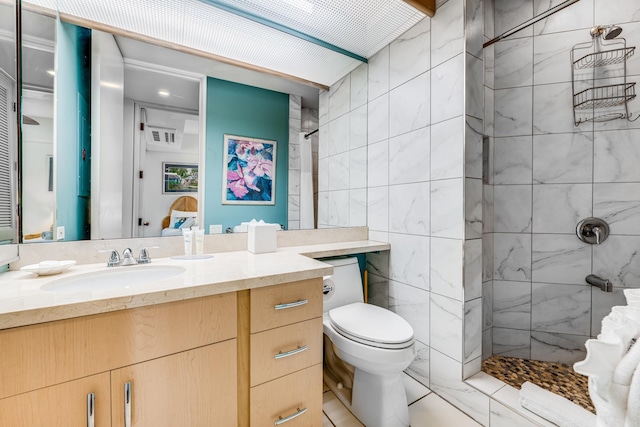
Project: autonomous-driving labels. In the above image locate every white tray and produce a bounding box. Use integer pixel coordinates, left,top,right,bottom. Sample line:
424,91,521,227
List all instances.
20,260,76,276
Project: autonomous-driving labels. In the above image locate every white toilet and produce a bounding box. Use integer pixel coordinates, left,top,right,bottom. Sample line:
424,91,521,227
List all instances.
322,257,416,427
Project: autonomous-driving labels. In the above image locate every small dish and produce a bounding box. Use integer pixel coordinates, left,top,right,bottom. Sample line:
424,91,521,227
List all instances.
20,260,76,276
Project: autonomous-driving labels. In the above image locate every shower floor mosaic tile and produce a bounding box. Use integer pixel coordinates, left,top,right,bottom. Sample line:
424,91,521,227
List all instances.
482,356,594,413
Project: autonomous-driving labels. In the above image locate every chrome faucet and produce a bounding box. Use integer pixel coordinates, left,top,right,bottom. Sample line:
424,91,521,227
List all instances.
121,248,138,266
104,249,121,267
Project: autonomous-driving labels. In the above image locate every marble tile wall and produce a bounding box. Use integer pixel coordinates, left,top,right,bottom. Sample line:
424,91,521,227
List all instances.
288,95,302,230
317,62,368,229
491,0,640,364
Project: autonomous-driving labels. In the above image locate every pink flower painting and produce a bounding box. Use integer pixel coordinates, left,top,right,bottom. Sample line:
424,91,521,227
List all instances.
223,135,276,204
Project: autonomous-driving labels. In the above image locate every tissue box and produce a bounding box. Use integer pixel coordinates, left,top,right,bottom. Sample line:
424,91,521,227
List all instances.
247,223,277,254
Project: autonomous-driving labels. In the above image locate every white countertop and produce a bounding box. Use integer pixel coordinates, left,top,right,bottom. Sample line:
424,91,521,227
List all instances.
0,240,389,330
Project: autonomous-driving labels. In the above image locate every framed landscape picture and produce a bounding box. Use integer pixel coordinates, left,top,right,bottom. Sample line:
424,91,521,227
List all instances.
222,134,276,205
163,163,198,193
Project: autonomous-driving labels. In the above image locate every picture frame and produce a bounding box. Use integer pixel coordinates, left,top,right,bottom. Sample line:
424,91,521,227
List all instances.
222,134,276,205
162,162,198,193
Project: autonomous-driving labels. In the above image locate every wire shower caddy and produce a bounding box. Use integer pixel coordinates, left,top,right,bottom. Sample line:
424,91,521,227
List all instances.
571,33,637,125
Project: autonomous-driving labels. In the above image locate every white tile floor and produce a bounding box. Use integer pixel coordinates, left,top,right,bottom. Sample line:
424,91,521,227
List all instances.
322,373,482,427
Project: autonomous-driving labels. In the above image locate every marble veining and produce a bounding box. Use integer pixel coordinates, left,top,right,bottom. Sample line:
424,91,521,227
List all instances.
594,129,640,182
493,327,531,358
349,104,368,150
406,341,430,388
367,140,389,188
532,184,592,234
531,234,591,285
389,280,430,345
329,75,350,122
465,239,483,301
389,181,430,236
464,298,483,363
593,183,640,235
349,189,367,227
430,237,463,301
495,87,533,137
493,233,532,281
390,17,430,90
367,186,389,232
328,152,349,191
493,136,532,184
533,0,593,35
492,280,531,330
493,185,532,233
431,55,464,124
466,55,484,120
531,283,591,335
431,294,464,361
532,132,593,184
593,235,640,287
350,63,368,110
368,46,390,101
388,127,430,186
367,94,389,144
388,233,430,291
431,116,464,181
530,331,587,364
429,349,490,426
466,179,483,240
349,147,367,189
430,178,464,239
495,37,533,89
389,72,430,138
466,116,484,180
430,0,464,68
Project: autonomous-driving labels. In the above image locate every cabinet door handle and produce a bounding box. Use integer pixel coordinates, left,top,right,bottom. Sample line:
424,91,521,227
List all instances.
87,392,95,427
274,407,307,425
274,299,308,310
124,382,132,427
275,345,308,360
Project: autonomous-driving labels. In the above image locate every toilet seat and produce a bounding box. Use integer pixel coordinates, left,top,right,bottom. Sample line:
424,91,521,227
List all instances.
328,303,414,349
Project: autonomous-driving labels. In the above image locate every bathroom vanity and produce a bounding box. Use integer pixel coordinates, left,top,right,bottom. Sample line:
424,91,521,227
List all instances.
0,239,388,426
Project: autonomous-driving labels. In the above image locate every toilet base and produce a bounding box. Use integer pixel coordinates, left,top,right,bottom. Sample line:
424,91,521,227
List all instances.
351,368,410,427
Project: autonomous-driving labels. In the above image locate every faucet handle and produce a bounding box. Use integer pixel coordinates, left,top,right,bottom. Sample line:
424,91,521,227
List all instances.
138,246,158,264
98,249,120,267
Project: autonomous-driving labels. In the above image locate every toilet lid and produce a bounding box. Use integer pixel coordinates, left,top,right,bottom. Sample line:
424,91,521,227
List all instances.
329,302,414,349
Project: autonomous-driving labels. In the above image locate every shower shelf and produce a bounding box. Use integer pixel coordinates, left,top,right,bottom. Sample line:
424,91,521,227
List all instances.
571,34,637,125
573,46,635,69
573,82,636,109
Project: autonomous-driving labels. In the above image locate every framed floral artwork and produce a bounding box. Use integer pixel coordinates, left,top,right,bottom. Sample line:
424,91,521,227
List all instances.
222,134,276,205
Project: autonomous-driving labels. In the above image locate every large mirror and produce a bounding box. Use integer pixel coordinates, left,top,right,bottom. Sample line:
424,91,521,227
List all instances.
0,0,18,247
17,3,321,243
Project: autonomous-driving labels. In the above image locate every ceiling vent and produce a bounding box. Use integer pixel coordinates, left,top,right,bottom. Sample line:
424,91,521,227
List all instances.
145,125,182,152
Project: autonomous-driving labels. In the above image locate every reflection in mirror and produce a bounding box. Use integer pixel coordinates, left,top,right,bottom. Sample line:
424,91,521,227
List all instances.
0,0,18,246
19,5,322,243
20,8,55,242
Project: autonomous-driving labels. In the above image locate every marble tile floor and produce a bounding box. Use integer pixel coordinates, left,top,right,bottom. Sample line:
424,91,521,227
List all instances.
322,373,481,427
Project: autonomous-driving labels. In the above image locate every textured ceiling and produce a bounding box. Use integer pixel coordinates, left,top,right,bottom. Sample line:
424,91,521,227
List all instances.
23,0,426,87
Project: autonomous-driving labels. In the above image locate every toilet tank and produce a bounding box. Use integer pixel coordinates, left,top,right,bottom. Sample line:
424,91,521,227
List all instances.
321,257,364,313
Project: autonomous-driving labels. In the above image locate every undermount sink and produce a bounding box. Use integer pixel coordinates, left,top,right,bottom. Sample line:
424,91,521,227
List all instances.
41,265,186,292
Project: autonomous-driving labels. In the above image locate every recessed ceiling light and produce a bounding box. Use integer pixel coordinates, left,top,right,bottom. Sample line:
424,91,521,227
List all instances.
158,90,170,97
46,70,55,76
100,81,122,89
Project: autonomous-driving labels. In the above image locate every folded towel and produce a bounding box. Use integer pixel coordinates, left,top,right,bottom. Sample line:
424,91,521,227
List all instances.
519,382,596,427
625,364,640,427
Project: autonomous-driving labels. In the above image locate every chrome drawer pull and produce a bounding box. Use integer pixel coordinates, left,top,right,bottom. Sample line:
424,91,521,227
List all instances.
274,299,308,310
274,407,308,425
275,345,308,360
124,382,132,427
87,393,95,427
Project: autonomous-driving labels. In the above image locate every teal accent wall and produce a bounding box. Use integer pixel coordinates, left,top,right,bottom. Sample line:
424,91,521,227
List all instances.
55,21,91,241
205,78,289,232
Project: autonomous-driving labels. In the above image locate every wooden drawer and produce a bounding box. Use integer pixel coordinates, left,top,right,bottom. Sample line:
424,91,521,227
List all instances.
0,292,236,399
250,317,322,387
250,278,323,333
250,364,323,427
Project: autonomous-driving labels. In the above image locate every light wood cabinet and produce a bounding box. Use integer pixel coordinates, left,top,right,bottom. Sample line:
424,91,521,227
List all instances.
246,278,324,427
0,277,325,426
0,372,111,427
0,293,237,426
111,340,237,427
